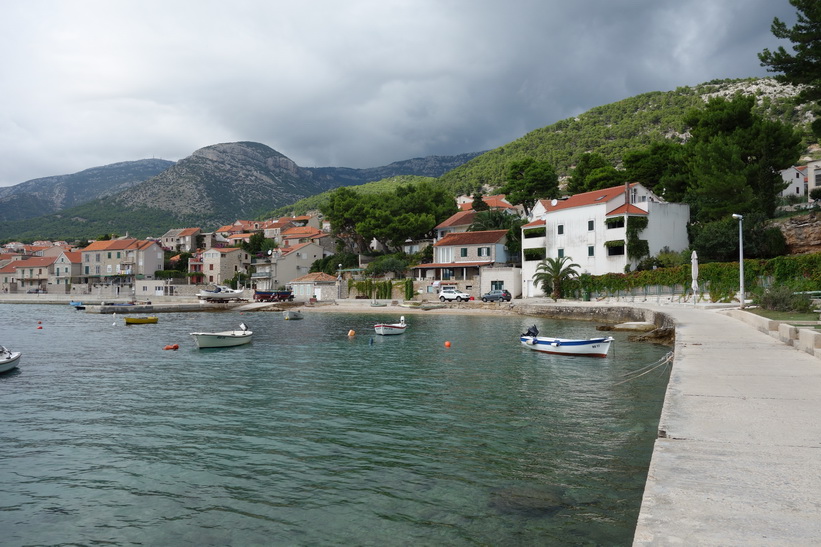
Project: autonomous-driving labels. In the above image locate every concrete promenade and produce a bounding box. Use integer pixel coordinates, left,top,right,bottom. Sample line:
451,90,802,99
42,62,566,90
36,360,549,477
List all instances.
632,304,821,546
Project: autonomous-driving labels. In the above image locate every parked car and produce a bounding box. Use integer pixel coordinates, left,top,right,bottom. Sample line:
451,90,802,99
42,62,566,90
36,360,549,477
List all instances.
481,289,512,302
26,288,47,294
439,288,471,302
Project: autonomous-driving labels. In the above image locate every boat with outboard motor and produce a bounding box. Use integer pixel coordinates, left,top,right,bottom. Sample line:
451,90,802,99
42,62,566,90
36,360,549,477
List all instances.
519,325,613,358
0,345,22,373
374,316,407,335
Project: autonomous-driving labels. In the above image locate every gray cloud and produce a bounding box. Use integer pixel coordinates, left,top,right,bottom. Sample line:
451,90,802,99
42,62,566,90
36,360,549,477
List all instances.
0,0,797,186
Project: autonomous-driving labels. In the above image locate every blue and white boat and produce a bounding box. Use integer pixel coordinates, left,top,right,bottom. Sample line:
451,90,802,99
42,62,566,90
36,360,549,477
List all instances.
519,326,613,358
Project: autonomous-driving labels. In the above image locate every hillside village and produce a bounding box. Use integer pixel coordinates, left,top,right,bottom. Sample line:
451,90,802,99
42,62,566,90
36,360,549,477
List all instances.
3,158,821,303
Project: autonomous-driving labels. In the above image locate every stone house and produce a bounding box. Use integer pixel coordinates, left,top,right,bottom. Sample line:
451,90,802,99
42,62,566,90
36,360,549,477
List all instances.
250,241,325,291
200,247,251,285
289,272,339,302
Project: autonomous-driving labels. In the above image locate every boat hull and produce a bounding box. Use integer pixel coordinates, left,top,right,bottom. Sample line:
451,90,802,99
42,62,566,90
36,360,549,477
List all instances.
374,324,407,335
0,351,21,373
125,316,158,324
190,330,253,348
520,336,613,358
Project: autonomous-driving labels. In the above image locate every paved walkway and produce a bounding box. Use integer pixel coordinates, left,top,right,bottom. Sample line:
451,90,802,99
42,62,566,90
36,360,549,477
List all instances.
632,305,821,546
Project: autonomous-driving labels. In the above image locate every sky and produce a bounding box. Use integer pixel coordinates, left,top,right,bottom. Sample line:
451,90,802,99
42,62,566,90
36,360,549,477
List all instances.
0,0,798,187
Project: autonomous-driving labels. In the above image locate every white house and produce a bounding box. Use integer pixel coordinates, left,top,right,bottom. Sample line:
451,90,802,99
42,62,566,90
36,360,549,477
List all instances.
521,183,690,297
779,165,805,199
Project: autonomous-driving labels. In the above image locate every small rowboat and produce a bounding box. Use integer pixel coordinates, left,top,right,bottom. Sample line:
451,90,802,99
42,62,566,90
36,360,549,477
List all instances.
519,325,613,358
125,316,159,325
374,316,407,336
190,323,253,348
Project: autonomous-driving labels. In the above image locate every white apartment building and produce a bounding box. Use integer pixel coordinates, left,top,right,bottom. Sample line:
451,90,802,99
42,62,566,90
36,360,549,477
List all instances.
521,183,690,297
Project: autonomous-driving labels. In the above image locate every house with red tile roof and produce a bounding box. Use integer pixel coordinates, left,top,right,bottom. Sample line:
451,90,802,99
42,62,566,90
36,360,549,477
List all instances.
6,255,59,293
250,241,325,292
412,229,520,299
520,182,689,296
434,210,479,240
159,227,202,252
79,238,165,296
456,194,517,212
199,247,251,285
53,251,83,292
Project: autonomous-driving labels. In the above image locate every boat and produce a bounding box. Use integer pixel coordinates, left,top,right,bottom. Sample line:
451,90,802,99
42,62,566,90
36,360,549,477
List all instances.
197,285,246,301
370,300,388,307
519,325,613,358
0,346,21,373
254,289,293,302
124,316,159,325
374,316,407,335
190,323,253,348
283,310,303,320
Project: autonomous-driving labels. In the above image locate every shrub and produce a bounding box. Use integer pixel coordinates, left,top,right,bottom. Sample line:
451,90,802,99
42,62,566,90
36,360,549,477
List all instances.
755,286,814,313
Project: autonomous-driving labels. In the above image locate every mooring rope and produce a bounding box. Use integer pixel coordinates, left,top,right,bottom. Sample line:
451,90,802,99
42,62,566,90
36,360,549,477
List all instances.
615,351,674,385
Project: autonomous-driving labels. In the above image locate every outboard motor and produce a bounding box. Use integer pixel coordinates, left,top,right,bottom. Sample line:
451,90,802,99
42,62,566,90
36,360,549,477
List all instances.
523,325,539,338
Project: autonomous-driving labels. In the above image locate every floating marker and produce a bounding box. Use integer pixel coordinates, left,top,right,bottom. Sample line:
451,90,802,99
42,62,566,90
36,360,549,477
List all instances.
444,341,451,348
348,329,356,337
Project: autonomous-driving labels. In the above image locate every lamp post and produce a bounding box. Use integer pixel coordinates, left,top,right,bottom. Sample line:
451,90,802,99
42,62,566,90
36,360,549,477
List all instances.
732,214,744,308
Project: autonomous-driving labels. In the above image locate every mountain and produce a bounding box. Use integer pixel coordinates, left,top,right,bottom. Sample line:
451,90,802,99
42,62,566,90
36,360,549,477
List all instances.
0,143,480,241
0,159,174,222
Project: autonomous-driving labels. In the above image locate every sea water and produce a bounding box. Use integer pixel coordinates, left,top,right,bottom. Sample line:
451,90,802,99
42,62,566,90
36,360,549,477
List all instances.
0,304,670,545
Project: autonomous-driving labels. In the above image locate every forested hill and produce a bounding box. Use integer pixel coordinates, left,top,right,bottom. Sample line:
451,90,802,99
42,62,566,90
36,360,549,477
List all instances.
438,78,814,196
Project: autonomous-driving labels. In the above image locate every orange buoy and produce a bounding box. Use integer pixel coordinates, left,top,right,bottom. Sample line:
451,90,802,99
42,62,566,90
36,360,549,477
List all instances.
348,329,356,337
163,345,173,350
444,341,451,348
172,344,179,350
38,321,42,324
37,326,43,330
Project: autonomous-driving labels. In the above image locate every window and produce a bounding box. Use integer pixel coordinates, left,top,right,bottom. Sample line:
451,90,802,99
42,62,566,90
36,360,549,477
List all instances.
107,252,111,259
557,224,564,235
588,245,595,257
478,247,490,257
491,280,503,290
460,248,468,257
607,244,625,256
209,264,214,270
588,219,594,231
558,248,564,258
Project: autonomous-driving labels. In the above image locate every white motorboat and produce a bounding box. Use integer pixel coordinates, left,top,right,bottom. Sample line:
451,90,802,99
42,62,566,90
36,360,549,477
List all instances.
190,323,253,348
374,316,407,336
197,285,246,301
0,346,22,373
283,310,303,320
519,325,613,358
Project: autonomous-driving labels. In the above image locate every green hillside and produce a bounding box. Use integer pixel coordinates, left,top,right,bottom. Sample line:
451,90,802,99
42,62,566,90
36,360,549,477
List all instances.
439,78,813,195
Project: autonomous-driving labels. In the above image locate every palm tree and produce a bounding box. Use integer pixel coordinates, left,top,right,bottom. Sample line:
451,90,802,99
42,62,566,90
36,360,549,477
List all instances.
533,256,580,301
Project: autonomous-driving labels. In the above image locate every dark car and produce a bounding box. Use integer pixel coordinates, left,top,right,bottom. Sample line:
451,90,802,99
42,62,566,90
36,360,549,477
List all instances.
481,289,511,302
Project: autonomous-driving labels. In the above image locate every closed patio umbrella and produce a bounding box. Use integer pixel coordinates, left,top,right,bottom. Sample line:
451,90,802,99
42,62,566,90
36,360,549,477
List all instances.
691,250,699,306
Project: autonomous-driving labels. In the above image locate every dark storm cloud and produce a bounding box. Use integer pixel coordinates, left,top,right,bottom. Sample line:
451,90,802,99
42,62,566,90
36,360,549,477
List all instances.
0,0,797,186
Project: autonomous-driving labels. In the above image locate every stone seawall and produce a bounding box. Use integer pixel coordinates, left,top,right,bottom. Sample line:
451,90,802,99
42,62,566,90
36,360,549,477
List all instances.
516,303,674,330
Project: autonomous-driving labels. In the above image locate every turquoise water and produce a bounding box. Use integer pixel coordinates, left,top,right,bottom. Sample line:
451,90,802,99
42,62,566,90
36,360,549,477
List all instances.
0,304,670,546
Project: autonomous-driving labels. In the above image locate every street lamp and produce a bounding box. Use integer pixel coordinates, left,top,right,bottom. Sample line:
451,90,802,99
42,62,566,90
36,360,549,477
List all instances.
732,214,744,308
